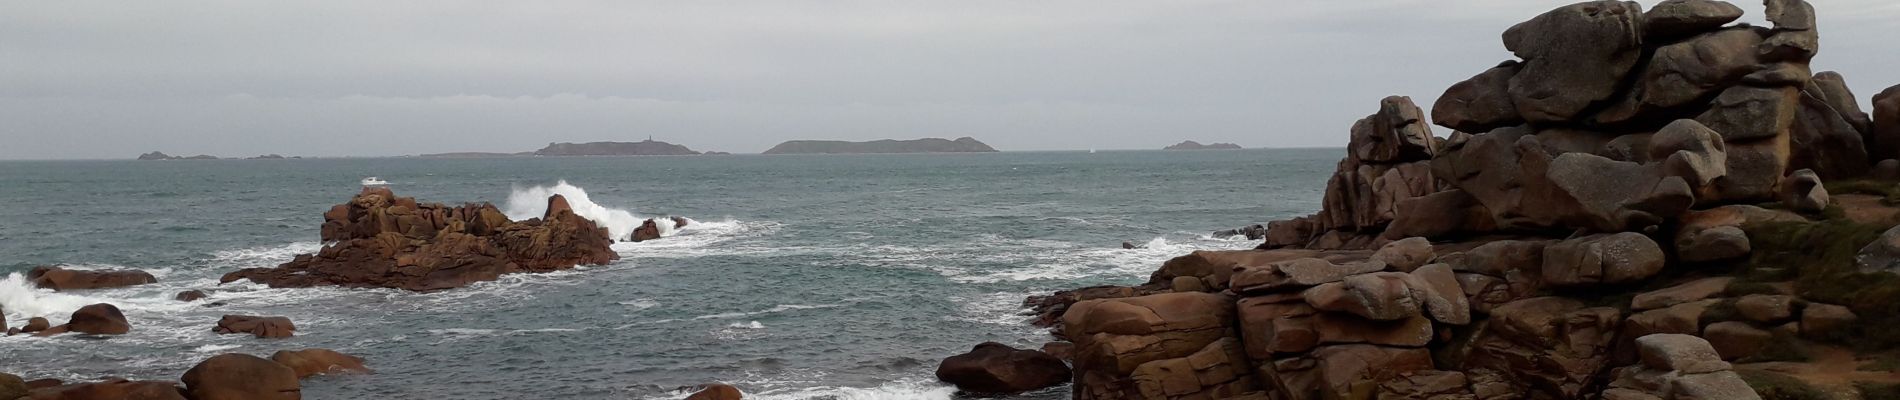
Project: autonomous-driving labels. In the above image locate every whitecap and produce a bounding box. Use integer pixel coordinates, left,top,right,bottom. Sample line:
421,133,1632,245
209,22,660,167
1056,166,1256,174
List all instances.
192,344,241,353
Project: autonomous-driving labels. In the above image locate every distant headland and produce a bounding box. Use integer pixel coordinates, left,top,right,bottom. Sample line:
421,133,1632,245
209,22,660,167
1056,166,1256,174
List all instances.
762,137,997,154
1162,140,1243,150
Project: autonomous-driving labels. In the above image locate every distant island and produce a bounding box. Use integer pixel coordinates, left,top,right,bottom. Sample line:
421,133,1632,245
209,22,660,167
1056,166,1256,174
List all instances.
1162,140,1243,150
533,140,701,156
762,137,997,154
415,152,535,158
137,151,219,160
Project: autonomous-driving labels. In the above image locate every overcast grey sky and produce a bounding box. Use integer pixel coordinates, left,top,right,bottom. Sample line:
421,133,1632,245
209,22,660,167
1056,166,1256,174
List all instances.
2,0,1896,159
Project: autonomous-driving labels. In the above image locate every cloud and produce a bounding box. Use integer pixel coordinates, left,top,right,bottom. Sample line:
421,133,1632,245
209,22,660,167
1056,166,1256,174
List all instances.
1,0,1895,159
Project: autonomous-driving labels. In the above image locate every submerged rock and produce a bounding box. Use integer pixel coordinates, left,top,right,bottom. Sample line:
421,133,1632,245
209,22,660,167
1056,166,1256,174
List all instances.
270,349,371,379
213,315,295,339
685,384,743,400
181,353,300,400
28,266,157,291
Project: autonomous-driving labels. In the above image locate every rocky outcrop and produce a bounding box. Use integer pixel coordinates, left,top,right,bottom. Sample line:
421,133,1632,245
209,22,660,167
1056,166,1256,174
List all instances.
28,266,157,291
762,137,998,154
181,354,299,400
1004,1,1897,399
934,342,1070,395
1265,96,1440,249
270,349,371,379
213,315,295,339
221,188,618,291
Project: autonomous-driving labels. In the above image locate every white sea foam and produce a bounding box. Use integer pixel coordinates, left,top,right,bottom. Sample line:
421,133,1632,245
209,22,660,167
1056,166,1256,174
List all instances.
951,234,1248,284
193,344,241,353
728,321,765,329
208,242,322,269
505,180,647,240
671,378,956,400
619,299,660,310
0,273,115,320
692,304,840,320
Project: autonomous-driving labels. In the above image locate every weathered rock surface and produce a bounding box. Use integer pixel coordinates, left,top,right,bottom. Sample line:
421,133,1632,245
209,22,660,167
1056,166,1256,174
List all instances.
1542,233,1667,287
1632,277,1733,311
1643,0,1744,39
1782,168,1829,212
1463,297,1622,399
221,188,617,291
1433,62,1522,133
1064,292,1254,399
1609,334,1761,400
271,349,371,379
181,353,300,400
27,266,157,291
1504,1,1646,123
935,342,1071,395
65,303,130,335
213,315,295,339
23,379,186,400
1873,85,1900,161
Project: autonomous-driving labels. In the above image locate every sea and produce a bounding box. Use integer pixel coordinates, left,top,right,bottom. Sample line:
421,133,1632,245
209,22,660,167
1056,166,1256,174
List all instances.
0,149,1337,399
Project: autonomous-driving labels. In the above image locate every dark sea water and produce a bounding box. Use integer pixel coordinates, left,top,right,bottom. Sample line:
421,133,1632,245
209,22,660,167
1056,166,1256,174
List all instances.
0,149,1336,399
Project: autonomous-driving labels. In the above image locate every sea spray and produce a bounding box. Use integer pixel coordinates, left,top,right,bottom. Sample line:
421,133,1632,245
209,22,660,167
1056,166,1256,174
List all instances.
503,180,648,241
0,273,106,320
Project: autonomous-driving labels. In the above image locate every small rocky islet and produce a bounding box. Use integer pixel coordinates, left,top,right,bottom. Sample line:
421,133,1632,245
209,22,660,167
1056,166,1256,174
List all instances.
940,0,1900,399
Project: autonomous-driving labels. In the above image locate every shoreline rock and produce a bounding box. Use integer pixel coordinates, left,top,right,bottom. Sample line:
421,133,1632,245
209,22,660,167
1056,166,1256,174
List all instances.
976,1,1900,399
28,266,157,291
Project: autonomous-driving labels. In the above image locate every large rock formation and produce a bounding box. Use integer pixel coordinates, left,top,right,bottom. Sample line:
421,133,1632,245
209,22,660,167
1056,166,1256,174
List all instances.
989,1,1900,399
221,188,618,291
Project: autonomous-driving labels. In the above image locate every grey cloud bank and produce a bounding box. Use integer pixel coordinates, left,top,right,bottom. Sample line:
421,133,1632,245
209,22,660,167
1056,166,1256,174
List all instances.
2,0,1896,159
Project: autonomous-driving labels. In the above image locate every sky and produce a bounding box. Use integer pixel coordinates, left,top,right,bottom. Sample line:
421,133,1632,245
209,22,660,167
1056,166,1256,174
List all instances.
2,0,1897,159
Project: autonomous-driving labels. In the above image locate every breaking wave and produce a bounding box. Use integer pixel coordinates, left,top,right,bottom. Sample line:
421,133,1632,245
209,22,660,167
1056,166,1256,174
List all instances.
504,180,647,240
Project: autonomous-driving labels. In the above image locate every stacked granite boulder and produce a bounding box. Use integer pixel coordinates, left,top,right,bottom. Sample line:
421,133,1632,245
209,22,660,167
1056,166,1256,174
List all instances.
974,1,1900,399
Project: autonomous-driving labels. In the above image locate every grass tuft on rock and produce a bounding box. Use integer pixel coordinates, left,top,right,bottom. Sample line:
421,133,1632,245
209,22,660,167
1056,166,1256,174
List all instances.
1741,219,1900,349
1855,381,1900,400
1742,331,1815,363
1825,180,1900,206
1738,369,1830,400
